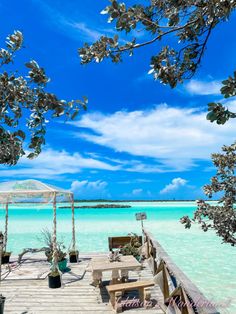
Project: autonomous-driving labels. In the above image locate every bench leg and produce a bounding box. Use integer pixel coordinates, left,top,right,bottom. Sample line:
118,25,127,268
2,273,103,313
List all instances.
144,287,152,309
109,291,122,313
139,288,145,304
138,287,152,309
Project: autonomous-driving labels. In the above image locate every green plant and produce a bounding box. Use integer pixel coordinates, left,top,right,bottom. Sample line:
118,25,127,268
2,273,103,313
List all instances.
181,142,236,246
69,250,78,255
79,0,236,125
120,233,142,259
0,31,87,165
40,228,67,262
49,269,60,277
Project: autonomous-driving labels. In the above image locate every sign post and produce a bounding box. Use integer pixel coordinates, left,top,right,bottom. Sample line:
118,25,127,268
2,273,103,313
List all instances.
135,212,147,229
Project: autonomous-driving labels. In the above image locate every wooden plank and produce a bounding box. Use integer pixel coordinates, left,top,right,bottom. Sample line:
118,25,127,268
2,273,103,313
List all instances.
143,228,220,314
0,252,165,314
107,280,155,292
91,255,141,272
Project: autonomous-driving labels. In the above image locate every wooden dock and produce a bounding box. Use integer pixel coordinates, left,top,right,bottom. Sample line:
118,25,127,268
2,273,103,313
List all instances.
0,252,165,314
0,229,221,314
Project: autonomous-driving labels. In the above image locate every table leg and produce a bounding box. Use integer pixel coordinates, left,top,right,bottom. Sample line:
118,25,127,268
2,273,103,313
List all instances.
120,269,129,283
110,269,120,285
91,270,102,287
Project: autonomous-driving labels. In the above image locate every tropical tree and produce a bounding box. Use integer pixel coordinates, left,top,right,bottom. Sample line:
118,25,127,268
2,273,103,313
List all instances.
181,142,236,246
79,0,236,124
78,0,236,245
0,31,87,165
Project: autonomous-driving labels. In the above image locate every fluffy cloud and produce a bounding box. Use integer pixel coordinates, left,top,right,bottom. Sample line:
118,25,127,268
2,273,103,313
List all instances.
71,104,236,171
0,148,119,180
71,180,110,199
160,178,187,194
185,79,221,95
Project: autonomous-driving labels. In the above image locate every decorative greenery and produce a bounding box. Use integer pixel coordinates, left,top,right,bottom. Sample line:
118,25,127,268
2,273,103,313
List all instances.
2,252,11,256
40,228,67,262
120,233,142,259
49,269,60,277
69,250,78,254
79,0,236,124
181,142,236,246
0,31,87,165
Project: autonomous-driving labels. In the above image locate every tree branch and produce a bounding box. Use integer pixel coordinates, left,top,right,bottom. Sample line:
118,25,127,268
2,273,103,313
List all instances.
115,18,199,53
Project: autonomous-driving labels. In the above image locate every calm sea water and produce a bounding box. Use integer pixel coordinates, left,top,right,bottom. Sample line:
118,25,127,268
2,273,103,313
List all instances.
0,201,235,312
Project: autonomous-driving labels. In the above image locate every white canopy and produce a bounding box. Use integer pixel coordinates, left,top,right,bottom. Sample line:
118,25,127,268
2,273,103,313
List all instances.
0,179,72,204
0,179,76,273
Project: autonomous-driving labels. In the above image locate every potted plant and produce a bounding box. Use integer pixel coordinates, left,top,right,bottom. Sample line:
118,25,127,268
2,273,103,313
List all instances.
40,229,68,272
119,233,142,261
1,251,11,264
69,250,79,263
48,267,61,289
0,294,5,314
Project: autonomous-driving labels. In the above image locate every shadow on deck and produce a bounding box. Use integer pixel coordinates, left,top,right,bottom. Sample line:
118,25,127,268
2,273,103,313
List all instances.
0,253,164,314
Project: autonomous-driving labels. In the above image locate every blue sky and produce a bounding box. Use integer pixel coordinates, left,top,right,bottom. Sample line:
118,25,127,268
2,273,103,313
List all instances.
0,0,235,200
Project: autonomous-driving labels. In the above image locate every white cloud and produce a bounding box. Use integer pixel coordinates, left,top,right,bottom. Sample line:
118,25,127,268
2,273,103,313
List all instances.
222,98,236,111
0,147,168,181
34,0,114,43
160,178,187,194
66,21,105,42
185,79,221,95
71,180,110,199
71,104,236,171
132,188,143,195
118,179,152,184
0,148,120,180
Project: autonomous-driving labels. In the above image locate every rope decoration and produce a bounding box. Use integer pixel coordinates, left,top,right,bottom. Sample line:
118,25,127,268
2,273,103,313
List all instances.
51,192,59,272
0,231,4,282
71,194,76,251
4,202,9,252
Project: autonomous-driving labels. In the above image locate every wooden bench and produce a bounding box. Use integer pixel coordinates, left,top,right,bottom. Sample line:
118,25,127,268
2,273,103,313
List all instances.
106,280,155,313
108,236,142,251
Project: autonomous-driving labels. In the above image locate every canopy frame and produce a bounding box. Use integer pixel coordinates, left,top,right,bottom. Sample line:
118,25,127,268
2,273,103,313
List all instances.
0,179,77,272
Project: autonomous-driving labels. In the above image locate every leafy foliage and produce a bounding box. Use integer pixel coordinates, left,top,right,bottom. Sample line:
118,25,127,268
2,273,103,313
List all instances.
40,228,67,262
119,233,142,259
181,142,236,246
0,31,87,165
207,72,236,124
79,0,236,123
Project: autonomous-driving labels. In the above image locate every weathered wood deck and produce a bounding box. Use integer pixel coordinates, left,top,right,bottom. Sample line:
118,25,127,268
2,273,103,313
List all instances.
0,252,165,314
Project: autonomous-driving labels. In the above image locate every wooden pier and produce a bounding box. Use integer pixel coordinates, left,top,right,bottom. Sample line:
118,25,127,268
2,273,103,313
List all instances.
0,230,220,314
0,253,164,314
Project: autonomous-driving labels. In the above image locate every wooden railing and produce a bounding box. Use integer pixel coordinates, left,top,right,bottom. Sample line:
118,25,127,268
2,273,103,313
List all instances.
142,228,220,314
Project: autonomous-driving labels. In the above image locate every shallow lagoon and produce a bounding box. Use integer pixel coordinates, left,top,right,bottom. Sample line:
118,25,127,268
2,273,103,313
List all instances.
0,201,235,312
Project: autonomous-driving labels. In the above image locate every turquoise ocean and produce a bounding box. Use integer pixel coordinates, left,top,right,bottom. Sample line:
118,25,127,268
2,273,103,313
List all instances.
0,201,235,312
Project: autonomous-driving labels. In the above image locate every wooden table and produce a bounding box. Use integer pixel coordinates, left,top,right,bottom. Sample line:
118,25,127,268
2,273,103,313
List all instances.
90,255,141,287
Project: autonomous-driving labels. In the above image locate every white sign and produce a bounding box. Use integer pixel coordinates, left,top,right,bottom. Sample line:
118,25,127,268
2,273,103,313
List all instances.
135,212,147,221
